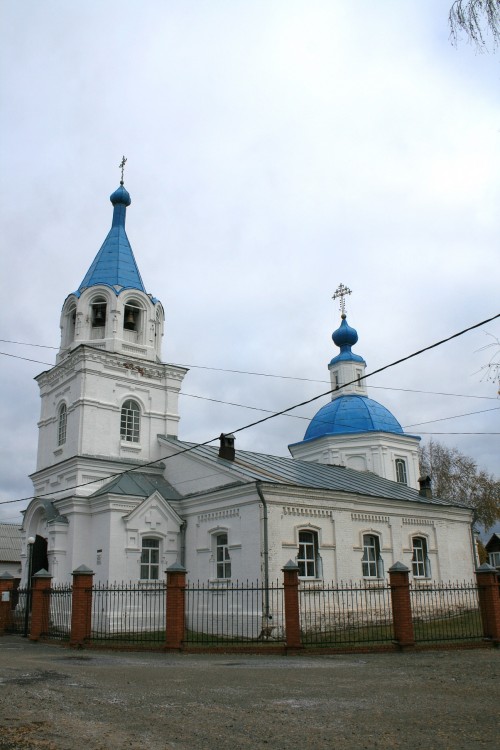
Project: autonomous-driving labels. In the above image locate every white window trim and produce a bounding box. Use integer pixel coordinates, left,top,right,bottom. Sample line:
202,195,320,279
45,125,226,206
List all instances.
411,536,432,578
297,529,322,579
362,534,384,579
140,537,161,581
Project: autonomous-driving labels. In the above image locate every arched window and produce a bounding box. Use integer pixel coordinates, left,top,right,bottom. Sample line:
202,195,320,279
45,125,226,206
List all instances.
63,305,76,347
123,300,141,332
362,534,384,578
395,458,408,485
57,403,67,446
140,538,159,580
120,399,140,443
215,533,231,579
297,530,321,578
91,298,107,327
412,537,431,578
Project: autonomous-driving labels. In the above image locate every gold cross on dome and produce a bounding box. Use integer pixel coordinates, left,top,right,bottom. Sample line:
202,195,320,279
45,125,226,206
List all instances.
332,283,352,317
119,155,127,185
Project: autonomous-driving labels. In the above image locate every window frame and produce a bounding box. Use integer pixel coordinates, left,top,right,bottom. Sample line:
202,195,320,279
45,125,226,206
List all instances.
297,530,321,579
120,399,141,443
91,299,107,328
395,458,408,485
362,534,384,579
215,532,231,579
412,536,431,578
123,300,142,333
140,537,160,580
488,551,500,568
57,403,67,446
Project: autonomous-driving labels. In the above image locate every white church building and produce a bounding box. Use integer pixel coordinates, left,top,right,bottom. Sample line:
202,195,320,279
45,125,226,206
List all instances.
21,179,476,586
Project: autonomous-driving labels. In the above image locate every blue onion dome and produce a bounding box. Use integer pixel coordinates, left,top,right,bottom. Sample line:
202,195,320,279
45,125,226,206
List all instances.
304,395,404,441
110,184,131,206
330,315,365,365
332,314,358,348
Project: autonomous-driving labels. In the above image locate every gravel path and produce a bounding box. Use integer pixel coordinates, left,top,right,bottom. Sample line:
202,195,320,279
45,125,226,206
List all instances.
0,637,498,749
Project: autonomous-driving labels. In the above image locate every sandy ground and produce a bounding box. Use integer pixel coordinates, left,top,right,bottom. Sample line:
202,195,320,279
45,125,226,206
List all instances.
0,637,499,749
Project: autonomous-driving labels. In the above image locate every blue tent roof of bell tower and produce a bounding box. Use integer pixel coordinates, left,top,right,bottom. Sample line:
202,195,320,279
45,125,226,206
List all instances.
75,184,147,297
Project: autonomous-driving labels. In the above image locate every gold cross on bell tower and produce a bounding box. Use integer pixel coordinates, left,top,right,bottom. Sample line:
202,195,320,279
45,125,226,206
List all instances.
332,283,352,318
119,155,127,185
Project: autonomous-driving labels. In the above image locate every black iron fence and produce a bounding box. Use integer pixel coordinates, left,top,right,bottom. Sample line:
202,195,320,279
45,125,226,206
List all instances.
3,574,495,649
5,584,72,639
410,581,483,643
299,581,394,646
91,581,166,645
184,580,285,645
5,586,28,634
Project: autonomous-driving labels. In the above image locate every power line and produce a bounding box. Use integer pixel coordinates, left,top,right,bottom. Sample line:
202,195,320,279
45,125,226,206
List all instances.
403,406,500,428
0,339,58,350
225,313,500,438
1,311,498,507
1,346,498,401
0,351,54,367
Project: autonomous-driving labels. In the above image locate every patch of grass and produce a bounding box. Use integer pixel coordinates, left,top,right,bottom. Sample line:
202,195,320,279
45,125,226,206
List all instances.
413,610,483,643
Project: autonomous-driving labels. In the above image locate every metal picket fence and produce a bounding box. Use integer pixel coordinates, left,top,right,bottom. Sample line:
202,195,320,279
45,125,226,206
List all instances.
5,586,28,634
299,581,394,646
44,584,72,640
5,584,72,639
3,575,493,650
410,581,483,643
184,580,285,645
91,581,166,645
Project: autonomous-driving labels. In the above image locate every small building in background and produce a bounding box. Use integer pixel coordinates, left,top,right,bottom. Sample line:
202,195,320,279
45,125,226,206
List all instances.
485,533,500,570
0,523,22,579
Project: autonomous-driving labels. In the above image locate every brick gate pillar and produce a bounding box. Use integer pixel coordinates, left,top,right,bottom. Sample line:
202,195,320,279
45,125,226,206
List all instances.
70,565,94,647
165,562,187,650
282,560,303,650
389,562,415,648
476,563,500,644
0,573,15,635
29,569,52,641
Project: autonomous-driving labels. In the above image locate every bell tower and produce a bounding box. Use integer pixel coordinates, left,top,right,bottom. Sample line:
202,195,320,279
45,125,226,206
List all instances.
58,179,163,364
32,171,187,489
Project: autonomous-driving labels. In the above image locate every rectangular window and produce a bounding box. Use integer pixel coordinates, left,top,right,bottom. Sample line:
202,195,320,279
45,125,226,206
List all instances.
362,535,384,578
297,530,319,578
488,551,500,568
216,533,231,579
412,537,431,578
141,538,160,580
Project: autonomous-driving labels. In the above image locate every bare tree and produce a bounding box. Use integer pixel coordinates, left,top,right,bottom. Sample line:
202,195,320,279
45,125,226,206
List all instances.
449,0,500,49
419,439,500,529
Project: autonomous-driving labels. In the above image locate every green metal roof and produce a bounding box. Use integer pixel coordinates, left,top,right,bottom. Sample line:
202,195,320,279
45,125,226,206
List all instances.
91,471,181,501
161,438,468,509
0,523,22,563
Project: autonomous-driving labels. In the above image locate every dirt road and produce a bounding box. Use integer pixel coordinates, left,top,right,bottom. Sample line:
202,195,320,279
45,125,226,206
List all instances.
0,637,498,749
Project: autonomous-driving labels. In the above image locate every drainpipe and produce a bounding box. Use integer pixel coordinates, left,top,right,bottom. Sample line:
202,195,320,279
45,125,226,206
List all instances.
180,520,187,567
470,520,479,570
255,481,270,620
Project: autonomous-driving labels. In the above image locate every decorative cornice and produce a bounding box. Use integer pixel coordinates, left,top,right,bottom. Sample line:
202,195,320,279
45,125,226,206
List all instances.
351,512,390,524
37,345,187,387
402,517,435,526
197,508,240,523
283,506,333,518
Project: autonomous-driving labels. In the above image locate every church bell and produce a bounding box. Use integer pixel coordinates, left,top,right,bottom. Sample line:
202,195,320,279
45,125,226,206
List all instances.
124,308,136,330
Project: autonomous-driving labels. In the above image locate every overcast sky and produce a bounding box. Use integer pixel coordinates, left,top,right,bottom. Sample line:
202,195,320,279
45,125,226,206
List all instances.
1,0,499,526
